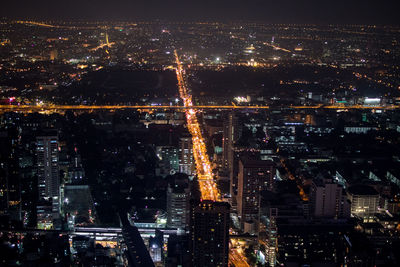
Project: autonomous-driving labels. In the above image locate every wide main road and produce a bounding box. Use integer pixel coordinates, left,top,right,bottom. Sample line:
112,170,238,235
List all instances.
174,50,220,201
0,104,398,112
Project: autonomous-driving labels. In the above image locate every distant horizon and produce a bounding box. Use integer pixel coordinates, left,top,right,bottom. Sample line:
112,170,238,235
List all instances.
1,0,399,26
2,18,400,28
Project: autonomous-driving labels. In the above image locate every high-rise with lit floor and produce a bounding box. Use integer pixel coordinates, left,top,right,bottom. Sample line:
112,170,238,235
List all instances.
190,200,230,267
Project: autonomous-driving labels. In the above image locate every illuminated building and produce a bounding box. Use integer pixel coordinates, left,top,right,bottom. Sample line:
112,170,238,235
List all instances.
156,146,179,174
37,135,60,199
167,176,190,230
237,158,275,225
36,135,60,227
149,230,164,264
190,200,230,267
179,135,194,176
347,184,380,222
267,208,278,267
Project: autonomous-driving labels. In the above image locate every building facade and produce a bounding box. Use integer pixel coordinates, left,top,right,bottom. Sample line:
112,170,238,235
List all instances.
237,158,275,224
190,200,230,267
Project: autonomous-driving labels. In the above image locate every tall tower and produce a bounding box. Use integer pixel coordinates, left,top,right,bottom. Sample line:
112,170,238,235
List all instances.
37,135,60,199
190,200,230,267
267,208,278,267
222,112,241,170
222,112,241,207
237,158,275,225
0,128,21,221
167,176,190,230
179,135,194,176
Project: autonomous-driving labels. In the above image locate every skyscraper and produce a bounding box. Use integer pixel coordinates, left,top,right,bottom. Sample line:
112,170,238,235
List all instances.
0,128,21,221
222,112,241,207
167,176,190,230
37,135,60,199
190,200,230,267
237,158,275,225
179,135,194,176
222,112,241,170
36,134,61,228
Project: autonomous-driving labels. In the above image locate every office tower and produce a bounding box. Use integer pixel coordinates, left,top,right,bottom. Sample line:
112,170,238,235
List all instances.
37,135,60,199
237,158,275,224
310,178,350,219
222,112,241,170
190,200,230,267
0,129,21,221
36,135,60,228
222,112,241,206
347,184,380,222
149,230,164,264
167,176,190,230
179,135,194,176
156,145,179,174
267,208,278,267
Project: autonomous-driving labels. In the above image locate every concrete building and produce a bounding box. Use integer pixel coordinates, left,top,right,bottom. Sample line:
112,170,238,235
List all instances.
222,112,241,206
167,177,190,230
347,184,380,222
37,135,60,199
190,200,230,267
179,136,194,176
310,178,350,219
237,158,275,224
156,145,179,174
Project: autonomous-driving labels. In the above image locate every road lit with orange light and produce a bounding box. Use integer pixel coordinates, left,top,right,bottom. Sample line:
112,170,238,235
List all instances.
280,158,308,201
229,240,250,267
174,50,220,201
263,42,292,53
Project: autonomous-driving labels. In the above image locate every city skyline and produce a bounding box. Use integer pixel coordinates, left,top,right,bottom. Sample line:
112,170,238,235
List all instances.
1,0,399,25
1,8,400,267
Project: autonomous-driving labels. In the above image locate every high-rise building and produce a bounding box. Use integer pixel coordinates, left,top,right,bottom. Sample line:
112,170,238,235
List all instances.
36,135,60,227
222,112,241,207
167,176,190,230
149,230,164,264
156,146,179,174
222,112,241,170
310,178,350,219
190,200,230,267
237,158,275,224
0,129,21,221
179,135,194,176
347,184,380,222
266,208,278,267
37,135,60,199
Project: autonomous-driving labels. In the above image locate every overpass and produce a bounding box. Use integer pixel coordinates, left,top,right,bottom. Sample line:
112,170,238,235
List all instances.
0,226,179,241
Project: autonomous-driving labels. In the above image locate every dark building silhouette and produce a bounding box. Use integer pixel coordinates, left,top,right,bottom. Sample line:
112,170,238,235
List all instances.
237,158,275,225
190,200,230,267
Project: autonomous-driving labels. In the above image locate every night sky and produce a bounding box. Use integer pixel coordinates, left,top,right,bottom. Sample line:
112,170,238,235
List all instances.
1,0,399,25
